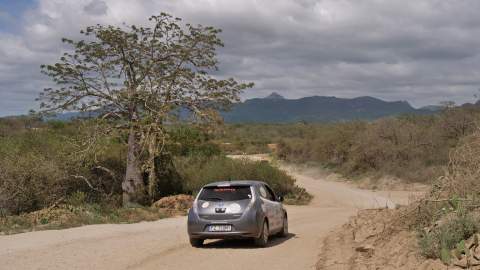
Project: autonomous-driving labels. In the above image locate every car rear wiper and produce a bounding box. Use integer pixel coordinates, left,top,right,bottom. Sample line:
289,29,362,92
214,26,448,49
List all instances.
203,197,224,201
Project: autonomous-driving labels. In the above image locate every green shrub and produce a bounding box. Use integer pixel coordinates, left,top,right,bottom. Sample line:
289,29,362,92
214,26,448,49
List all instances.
66,191,87,206
168,125,221,157
418,210,479,262
174,155,311,204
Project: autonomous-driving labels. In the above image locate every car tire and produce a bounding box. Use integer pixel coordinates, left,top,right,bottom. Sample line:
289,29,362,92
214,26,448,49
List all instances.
279,216,288,237
189,238,204,247
254,220,269,247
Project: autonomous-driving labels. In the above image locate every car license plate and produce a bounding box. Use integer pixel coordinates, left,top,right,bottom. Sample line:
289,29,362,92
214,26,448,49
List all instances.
208,225,232,232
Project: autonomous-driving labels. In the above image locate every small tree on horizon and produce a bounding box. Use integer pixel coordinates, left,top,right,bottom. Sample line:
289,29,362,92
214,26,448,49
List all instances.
38,13,253,205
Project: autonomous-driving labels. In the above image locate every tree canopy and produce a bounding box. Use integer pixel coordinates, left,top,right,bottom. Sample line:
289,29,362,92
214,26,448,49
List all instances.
39,13,253,204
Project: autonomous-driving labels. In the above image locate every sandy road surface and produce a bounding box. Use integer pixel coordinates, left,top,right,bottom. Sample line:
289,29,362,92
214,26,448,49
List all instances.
0,159,414,270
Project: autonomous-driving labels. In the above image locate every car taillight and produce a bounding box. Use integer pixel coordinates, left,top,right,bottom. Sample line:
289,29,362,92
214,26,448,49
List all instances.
192,200,199,214
244,188,255,212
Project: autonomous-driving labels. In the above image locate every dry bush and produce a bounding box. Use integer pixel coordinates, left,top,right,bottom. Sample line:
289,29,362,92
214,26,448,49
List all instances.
0,150,72,215
413,128,480,262
442,129,480,198
274,108,480,183
0,201,170,234
439,107,479,141
315,128,480,266
0,125,126,215
152,194,193,212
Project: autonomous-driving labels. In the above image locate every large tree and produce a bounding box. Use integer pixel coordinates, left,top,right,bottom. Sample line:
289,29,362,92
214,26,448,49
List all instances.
39,13,253,205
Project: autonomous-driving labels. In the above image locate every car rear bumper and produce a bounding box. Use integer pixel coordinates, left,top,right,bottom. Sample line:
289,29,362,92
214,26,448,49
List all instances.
189,231,258,239
187,208,263,239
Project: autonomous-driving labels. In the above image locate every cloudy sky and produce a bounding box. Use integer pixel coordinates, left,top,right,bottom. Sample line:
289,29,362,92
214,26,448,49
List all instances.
1,0,480,116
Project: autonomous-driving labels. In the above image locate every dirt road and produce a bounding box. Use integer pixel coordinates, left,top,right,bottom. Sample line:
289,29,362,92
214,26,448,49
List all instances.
0,160,415,270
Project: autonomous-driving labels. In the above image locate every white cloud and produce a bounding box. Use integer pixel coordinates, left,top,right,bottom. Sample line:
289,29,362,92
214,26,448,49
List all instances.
1,0,480,116
83,0,108,16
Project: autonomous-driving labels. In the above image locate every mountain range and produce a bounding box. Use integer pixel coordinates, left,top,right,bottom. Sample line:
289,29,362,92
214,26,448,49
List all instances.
222,92,434,123
37,93,450,123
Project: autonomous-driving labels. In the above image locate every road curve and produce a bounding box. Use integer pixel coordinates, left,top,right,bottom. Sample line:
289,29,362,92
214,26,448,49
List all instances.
0,161,404,270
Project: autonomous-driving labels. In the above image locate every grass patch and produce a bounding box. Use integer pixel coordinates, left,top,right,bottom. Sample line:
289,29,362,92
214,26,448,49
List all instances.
0,203,172,235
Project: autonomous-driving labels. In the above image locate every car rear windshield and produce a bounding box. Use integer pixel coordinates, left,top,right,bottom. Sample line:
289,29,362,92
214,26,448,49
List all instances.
198,186,252,201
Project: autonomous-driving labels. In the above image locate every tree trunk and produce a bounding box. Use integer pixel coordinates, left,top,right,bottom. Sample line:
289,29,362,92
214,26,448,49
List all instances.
122,127,145,205
147,134,158,203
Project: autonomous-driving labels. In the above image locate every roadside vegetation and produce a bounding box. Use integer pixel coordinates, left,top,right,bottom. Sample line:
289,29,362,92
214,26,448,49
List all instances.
0,13,311,234
219,105,480,267
219,105,480,185
0,118,310,234
175,155,311,205
413,127,480,265
340,127,480,268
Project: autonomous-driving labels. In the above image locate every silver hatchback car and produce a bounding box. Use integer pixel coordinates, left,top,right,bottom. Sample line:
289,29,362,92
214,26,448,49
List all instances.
187,180,288,247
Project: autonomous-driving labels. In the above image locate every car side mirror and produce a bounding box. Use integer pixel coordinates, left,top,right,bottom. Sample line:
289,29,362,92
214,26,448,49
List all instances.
277,196,284,202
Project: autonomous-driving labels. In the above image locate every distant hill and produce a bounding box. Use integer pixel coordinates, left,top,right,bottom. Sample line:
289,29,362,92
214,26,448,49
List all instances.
222,93,432,123
42,93,440,123
264,92,285,100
